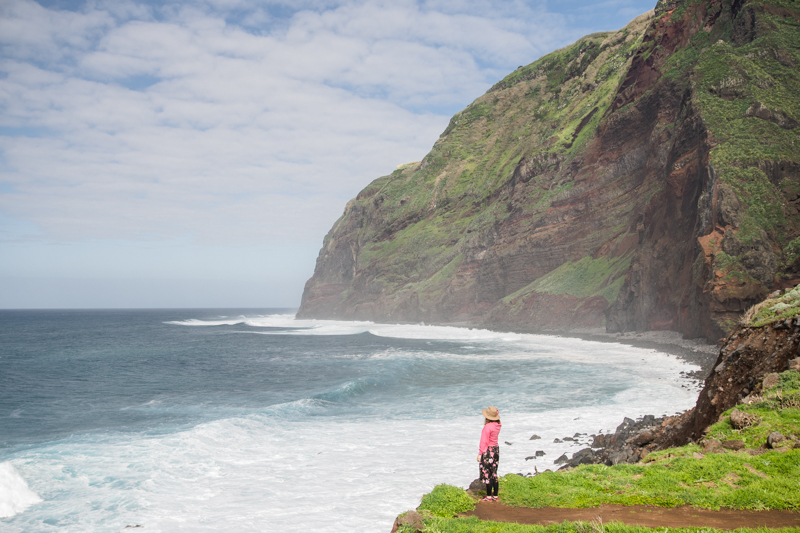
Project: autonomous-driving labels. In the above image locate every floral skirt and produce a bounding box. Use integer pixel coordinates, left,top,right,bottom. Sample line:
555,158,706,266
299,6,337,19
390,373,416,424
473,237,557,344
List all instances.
479,446,499,484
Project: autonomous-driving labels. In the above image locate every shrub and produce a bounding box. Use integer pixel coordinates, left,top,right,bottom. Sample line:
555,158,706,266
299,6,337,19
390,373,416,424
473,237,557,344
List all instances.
419,484,476,517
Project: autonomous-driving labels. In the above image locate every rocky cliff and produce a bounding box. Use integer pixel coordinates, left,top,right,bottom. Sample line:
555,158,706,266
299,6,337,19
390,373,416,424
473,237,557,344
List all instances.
299,0,800,342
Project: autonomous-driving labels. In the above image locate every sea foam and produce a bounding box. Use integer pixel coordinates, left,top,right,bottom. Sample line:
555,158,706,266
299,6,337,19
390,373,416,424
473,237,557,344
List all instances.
0,462,42,519
3,313,703,532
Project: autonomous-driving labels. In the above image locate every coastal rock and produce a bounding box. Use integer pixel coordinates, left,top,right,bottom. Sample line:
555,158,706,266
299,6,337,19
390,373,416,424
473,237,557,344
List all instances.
554,453,569,465
529,434,541,440
702,439,722,453
767,431,785,449
536,450,545,457
630,430,655,446
467,479,484,494
391,511,424,533
652,319,800,449
789,358,800,372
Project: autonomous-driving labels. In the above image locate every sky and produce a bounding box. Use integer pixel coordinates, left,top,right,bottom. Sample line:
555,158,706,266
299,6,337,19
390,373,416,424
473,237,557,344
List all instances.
0,0,657,309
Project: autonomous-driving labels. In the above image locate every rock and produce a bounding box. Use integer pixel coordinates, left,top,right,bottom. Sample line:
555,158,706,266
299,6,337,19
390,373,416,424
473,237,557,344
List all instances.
554,453,569,465
702,439,722,452
591,434,607,448
763,373,780,389
693,452,705,459
525,456,536,461
553,438,562,443
720,201,743,235
722,439,745,450
504,441,512,446
562,437,575,442
570,448,596,465
529,434,541,440
535,450,545,457
397,511,424,531
631,430,655,446
468,478,484,493
789,358,800,371
767,431,785,449
730,408,759,429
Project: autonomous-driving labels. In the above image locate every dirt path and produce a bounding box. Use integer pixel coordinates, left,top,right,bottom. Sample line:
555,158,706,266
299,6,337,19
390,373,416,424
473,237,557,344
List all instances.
462,502,800,530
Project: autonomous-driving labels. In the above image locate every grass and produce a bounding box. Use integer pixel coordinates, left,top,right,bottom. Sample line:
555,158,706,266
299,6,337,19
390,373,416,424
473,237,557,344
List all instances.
419,484,476,517
406,517,800,533
499,449,800,511
412,371,800,533
504,253,633,306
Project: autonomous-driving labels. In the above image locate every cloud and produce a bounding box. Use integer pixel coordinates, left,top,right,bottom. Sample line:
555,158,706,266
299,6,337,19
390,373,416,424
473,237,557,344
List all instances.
0,0,583,251
0,0,656,307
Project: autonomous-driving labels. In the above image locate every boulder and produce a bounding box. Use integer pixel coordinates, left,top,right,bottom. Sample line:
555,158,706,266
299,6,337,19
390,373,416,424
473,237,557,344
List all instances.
767,431,785,449
730,408,759,429
570,448,596,465
591,434,607,448
529,434,541,440
763,373,780,390
554,453,569,465
702,439,722,452
535,450,545,457
631,430,655,446
467,478,484,493
789,358,800,372
722,439,745,450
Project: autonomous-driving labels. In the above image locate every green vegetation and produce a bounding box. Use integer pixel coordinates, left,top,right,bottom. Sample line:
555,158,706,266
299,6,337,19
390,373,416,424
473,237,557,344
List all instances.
411,370,800,532
418,484,476,517
744,284,800,327
499,449,800,511
414,518,800,533
503,253,632,308
530,254,632,303
312,0,800,331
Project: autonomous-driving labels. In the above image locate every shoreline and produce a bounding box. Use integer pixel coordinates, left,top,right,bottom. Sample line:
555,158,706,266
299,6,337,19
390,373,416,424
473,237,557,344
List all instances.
434,321,720,380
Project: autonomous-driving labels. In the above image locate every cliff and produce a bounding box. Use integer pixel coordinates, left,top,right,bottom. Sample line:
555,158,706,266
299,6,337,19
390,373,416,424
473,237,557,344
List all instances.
299,0,800,342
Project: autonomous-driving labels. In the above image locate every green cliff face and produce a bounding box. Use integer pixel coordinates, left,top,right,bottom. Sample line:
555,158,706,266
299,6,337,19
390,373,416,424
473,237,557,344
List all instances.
298,0,800,342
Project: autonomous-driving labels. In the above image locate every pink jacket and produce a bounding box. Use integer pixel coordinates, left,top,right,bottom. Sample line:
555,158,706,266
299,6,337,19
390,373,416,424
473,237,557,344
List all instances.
479,422,501,454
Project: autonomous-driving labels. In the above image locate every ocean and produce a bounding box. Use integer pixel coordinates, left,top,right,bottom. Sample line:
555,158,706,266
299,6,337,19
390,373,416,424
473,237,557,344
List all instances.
0,309,703,532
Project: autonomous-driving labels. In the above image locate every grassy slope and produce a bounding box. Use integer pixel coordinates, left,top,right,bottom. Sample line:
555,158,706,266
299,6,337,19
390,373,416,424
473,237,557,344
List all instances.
406,370,800,533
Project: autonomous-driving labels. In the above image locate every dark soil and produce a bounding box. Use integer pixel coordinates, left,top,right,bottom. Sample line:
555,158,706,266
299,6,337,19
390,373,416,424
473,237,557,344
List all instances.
463,502,800,530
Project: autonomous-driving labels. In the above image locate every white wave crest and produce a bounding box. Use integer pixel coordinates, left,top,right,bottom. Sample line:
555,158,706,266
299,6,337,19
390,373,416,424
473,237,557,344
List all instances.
0,462,42,518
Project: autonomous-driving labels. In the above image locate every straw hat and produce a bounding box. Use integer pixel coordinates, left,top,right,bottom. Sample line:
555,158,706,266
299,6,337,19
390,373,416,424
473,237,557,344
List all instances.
482,406,500,420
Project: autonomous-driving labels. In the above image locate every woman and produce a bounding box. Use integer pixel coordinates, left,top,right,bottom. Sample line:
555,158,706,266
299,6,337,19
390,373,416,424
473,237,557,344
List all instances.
477,406,501,502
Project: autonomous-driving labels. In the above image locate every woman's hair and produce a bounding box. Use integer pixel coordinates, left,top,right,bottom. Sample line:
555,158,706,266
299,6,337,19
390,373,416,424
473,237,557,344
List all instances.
484,418,500,425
